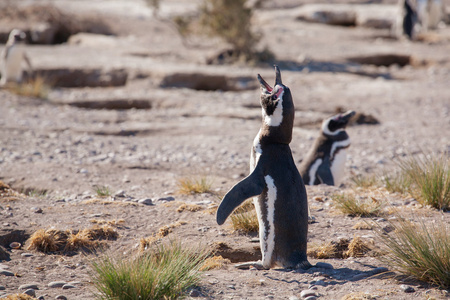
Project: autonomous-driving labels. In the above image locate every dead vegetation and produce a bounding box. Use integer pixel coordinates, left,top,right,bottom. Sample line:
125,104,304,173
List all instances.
26,225,118,254
307,237,374,259
139,221,188,252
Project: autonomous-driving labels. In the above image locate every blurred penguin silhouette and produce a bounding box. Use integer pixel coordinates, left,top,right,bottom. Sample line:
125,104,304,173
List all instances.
1,29,33,86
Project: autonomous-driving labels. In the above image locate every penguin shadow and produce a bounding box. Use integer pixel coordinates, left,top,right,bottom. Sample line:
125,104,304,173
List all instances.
273,59,393,80
263,261,394,286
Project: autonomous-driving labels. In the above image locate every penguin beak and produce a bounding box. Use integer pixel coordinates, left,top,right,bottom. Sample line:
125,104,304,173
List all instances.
274,65,282,86
257,74,273,93
333,110,356,123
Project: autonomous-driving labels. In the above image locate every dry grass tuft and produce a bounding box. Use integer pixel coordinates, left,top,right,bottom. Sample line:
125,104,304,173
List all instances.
230,200,259,233
5,76,51,99
139,221,189,251
200,255,231,271
0,180,25,201
308,237,373,259
65,229,99,251
177,203,203,213
350,174,378,189
352,221,373,230
346,236,372,258
341,292,377,300
27,225,118,254
26,229,65,253
90,219,125,227
176,176,213,195
139,236,160,252
333,193,384,217
2,294,38,300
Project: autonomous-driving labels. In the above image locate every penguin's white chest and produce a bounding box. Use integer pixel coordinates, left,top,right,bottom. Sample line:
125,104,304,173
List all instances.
330,148,347,186
3,46,25,80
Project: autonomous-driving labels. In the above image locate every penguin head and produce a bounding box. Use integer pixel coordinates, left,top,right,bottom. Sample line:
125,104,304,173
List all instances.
257,65,295,143
322,110,355,136
8,29,26,44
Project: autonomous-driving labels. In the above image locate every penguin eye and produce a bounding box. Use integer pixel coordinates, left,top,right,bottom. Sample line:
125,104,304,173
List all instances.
271,94,278,100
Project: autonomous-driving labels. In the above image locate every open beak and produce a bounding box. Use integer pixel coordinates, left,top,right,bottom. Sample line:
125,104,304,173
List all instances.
257,65,283,93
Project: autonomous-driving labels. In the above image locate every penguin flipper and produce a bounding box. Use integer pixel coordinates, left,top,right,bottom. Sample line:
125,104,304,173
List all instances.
216,166,265,225
317,163,334,186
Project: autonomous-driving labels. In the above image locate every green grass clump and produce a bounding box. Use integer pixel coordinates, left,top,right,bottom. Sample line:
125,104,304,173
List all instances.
91,241,208,300
376,216,450,289
398,153,450,210
177,176,213,194
333,193,383,217
93,185,112,198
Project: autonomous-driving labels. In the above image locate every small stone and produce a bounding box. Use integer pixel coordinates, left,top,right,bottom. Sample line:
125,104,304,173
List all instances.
48,281,67,288
227,285,235,290
350,273,367,281
312,279,326,286
0,285,5,290
62,284,76,289
19,283,39,290
31,207,43,213
38,296,45,300
314,262,333,269
79,169,88,174
400,284,415,293
0,269,14,276
115,190,126,197
23,289,36,297
157,196,175,202
189,289,200,297
304,297,317,300
21,253,34,257
55,295,67,300
300,289,317,299
138,198,153,205
289,297,300,300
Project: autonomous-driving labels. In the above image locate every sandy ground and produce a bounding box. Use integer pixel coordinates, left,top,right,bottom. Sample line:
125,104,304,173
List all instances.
0,0,449,299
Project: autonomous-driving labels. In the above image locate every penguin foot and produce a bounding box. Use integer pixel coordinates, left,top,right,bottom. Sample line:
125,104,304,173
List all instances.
295,260,312,270
234,260,266,270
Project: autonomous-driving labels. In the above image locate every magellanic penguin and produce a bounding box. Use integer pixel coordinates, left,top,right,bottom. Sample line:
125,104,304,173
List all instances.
299,110,355,186
216,66,311,270
1,29,32,86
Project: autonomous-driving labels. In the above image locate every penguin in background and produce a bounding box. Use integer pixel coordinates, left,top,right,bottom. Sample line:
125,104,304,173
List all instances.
216,66,311,270
299,110,355,187
1,29,33,86
403,0,418,39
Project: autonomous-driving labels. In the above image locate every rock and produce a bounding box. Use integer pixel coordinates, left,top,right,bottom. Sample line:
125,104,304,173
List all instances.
31,207,43,213
289,297,300,300
138,198,153,205
189,289,201,297
23,288,36,297
0,269,14,276
311,279,326,286
35,68,128,88
400,284,415,293
21,253,34,257
314,262,333,269
19,283,39,291
55,295,67,300
300,289,317,299
157,196,175,202
114,190,126,197
304,297,317,300
62,284,76,289
48,281,67,288
0,285,5,290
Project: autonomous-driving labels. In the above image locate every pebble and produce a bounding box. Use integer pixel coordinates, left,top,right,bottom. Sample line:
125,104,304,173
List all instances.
314,262,333,269
138,198,153,205
300,289,317,299
0,285,5,290
157,196,175,202
289,297,300,300
55,295,67,300
31,207,43,213
114,190,126,197
19,283,39,290
400,284,415,293
48,281,67,288
189,289,200,297
21,253,34,257
0,269,14,276
62,284,76,289
311,279,326,286
24,288,36,297
304,297,317,300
